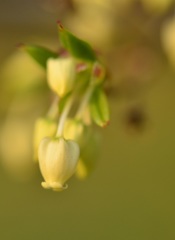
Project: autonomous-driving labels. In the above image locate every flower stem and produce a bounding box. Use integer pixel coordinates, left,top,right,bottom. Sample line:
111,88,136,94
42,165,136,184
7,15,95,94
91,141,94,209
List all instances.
56,95,74,137
75,83,94,120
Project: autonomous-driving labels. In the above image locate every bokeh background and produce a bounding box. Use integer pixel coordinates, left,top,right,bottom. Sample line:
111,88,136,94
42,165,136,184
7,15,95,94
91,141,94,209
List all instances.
1,0,175,239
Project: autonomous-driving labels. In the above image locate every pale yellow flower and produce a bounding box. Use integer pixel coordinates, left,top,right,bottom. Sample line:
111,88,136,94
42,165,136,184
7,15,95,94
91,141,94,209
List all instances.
63,119,86,145
38,137,79,191
47,57,76,97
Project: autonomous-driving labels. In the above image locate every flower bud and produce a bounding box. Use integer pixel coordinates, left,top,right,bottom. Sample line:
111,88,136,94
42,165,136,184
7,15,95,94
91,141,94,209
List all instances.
63,119,88,147
47,57,76,97
38,137,80,191
33,117,57,161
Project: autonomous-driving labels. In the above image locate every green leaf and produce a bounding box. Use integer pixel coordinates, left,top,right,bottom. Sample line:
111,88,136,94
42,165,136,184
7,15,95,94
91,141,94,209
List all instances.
21,44,58,68
90,87,110,127
58,23,97,62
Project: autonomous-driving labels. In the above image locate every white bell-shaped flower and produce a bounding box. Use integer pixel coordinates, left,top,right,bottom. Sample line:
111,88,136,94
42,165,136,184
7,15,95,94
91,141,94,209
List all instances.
38,137,80,191
47,57,76,97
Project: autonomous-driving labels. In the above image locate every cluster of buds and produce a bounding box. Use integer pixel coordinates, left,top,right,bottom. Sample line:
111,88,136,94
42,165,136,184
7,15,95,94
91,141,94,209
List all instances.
24,23,110,191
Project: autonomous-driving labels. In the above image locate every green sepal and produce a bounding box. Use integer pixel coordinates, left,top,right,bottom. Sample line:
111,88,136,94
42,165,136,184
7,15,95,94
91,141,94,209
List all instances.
21,44,58,68
58,23,97,62
90,87,110,127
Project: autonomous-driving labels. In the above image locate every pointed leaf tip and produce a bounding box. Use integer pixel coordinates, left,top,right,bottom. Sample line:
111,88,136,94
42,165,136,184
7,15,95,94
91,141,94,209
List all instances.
21,44,58,69
58,26,97,62
16,42,25,49
57,20,64,30
102,120,110,128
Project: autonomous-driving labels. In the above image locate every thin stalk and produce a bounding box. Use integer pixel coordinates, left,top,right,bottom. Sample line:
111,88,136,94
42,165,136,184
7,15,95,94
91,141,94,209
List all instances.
75,83,94,120
56,95,74,137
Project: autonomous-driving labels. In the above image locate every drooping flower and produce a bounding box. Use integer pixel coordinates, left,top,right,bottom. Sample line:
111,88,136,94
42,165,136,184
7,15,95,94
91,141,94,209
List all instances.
47,57,76,97
38,137,79,191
